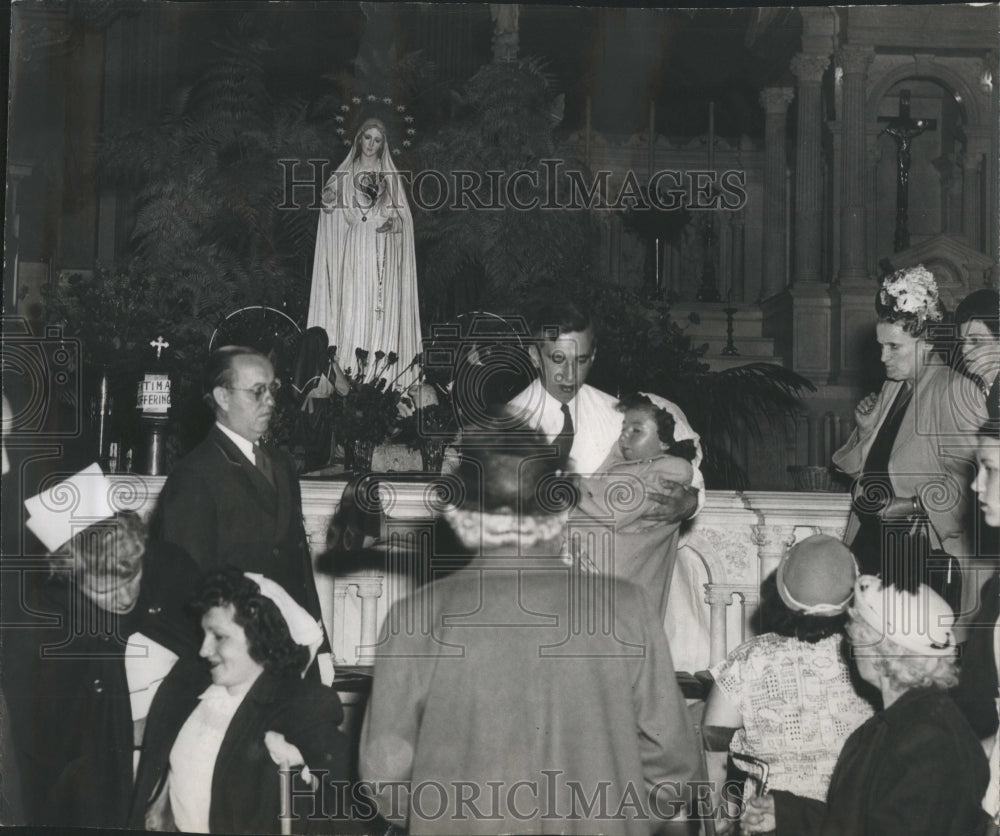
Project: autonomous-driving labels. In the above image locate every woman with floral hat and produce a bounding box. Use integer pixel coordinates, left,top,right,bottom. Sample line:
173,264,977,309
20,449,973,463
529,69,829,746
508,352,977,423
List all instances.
832,264,986,615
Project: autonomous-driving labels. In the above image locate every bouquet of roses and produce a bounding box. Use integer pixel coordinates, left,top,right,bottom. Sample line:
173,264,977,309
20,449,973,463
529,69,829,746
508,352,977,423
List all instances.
331,349,412,445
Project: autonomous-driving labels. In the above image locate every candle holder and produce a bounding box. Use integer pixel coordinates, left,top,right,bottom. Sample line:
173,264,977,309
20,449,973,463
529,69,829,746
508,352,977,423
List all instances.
721,305,740,356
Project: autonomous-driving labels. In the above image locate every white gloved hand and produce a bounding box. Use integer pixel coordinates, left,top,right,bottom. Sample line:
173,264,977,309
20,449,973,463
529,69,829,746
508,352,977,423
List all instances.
316,651,336,687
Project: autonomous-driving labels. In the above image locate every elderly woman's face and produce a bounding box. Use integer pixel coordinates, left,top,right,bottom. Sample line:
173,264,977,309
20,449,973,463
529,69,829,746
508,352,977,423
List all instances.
200,605,264,694
845,615,880,687
79,524,145,614
876,322,919,382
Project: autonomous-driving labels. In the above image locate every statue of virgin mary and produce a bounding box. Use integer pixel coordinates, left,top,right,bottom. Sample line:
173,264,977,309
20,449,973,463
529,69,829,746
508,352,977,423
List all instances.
308,118,422,384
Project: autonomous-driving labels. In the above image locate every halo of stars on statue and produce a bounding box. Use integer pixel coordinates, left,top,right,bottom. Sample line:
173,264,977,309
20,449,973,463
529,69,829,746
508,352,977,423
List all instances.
335,94,416,158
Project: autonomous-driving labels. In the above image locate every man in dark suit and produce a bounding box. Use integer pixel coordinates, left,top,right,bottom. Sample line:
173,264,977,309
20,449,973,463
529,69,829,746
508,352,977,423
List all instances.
153,346,334,683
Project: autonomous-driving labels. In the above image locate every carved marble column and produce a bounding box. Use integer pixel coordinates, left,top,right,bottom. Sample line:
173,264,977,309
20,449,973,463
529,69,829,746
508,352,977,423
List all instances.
836,46,874,286
354,578,385,666
789,54,833,383
751,524,797,581
706,588,735,667
489,4,519,62
760,88,795,300
332,583,349,665
790,53,830,285
962,144,986,252
729,212,746,302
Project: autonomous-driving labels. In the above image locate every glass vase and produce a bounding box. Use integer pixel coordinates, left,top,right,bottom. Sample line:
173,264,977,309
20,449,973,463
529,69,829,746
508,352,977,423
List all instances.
419,439,445,474
349,439,377,473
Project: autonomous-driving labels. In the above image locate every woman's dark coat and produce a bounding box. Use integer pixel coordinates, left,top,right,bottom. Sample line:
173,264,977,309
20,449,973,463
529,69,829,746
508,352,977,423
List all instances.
772,688,990,836
130,658,350,834
0,543,201,828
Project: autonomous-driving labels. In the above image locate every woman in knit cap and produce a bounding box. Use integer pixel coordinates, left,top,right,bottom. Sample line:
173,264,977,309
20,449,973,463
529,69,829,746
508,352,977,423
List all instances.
742,576,989,836
703,535,875,833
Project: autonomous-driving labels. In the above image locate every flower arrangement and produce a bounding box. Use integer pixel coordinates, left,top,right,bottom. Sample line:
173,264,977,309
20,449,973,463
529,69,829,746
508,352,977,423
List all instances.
878,264,944,327
331,349,407,446
398,382,457,437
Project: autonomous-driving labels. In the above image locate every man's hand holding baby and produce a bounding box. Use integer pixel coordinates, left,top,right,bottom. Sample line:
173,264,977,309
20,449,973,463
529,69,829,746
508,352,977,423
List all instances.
640,478,698,525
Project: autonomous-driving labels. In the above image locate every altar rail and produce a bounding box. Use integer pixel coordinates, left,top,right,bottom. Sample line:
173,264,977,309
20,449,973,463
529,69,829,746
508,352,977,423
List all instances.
109,476,850,672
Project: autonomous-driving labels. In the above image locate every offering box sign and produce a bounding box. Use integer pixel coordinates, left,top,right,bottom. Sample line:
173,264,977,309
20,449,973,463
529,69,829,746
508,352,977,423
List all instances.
137,374,171,413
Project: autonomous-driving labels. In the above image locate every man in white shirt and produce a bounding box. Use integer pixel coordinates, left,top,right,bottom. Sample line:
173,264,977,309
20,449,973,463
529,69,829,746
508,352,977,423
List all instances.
508,299,702,521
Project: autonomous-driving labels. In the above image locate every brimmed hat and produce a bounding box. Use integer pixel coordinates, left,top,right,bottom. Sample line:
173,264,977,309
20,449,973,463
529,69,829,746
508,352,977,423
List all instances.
776,534,858,615
24,463,116,552
852,574,955,655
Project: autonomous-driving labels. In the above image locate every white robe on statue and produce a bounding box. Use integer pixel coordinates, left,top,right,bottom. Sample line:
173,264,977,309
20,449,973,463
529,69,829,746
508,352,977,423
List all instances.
308,137,422,386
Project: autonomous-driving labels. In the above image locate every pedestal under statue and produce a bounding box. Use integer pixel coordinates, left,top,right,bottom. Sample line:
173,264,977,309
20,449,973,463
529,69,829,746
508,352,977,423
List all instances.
308,118,422,386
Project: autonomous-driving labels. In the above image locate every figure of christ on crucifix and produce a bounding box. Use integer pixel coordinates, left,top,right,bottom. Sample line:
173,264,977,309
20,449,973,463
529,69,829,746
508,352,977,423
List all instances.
879,89,937,253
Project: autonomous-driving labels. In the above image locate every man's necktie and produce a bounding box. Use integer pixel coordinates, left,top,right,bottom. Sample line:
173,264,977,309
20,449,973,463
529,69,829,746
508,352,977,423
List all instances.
555,403,575,469
253,443,275,488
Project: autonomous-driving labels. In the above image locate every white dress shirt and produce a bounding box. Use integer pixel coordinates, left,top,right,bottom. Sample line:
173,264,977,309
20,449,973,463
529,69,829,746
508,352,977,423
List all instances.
508,379,704,509
215,421,256,464
168,683,254,834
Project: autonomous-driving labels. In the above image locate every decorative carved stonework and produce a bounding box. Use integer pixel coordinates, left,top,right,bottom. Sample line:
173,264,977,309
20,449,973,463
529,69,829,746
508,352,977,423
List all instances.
759,87,795,114
751,524,798,578
882,233,997,306
791,53,831,84
837,44,875,77
110,476,852,667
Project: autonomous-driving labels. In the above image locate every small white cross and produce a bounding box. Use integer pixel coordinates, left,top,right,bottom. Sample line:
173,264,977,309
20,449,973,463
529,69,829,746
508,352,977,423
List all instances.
150,336,170,359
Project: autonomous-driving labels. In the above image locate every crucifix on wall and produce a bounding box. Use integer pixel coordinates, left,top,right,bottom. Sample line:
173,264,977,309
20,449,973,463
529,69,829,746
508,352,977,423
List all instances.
878,89,937,253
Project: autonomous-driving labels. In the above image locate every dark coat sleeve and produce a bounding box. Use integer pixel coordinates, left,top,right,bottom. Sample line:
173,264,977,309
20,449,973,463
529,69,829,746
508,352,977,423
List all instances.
863,720,989,836
268,678,349,786
154,460,220,571
279,450,326,638
952,574,1000,740
772,790,827,836
209,676,351,834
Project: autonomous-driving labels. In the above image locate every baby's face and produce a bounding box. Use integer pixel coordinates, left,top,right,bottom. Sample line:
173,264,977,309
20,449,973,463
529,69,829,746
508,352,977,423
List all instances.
618,408,665,460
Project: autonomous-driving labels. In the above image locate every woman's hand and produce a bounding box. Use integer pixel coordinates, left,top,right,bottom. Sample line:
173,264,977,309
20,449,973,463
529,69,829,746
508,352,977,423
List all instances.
740,794,776,833
854,391,881,432
321,177,339,213
264,731,318,789
880,495,920,521
264,731,304,768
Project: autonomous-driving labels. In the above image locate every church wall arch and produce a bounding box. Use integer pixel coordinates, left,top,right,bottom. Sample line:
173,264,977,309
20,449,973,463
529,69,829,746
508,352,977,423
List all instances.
865,62,983,128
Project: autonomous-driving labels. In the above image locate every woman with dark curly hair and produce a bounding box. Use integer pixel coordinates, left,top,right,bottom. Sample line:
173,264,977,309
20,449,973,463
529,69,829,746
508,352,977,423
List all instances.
833,265,986,614
703,536,875,834
132,569,350,834
955,288,1000,425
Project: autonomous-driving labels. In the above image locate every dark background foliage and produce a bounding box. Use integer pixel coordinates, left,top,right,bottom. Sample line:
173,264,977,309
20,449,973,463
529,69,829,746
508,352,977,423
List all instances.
44,20,812,486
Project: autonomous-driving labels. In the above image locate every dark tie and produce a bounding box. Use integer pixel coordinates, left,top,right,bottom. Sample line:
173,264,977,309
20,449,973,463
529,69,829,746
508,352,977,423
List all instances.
555,403,575,468
253,443,275,487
